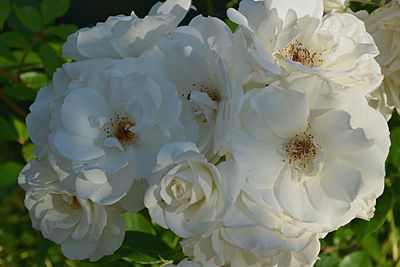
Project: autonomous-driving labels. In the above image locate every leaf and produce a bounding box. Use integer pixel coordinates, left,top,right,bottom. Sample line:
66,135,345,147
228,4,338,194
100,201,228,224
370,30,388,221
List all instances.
14,5,43,32
41,0,70,24
0,0,10,30
123,212,157,235
43,24,77,40
388,128,400,173
333,225,354,246
0,44,16,62
0,116,18,141
0,31,29,49
353,187,394,241
315,255,341,267
20,72,47,89
360,235,381,262
339,251,372,267
22,143,35,163
11,117,28,144
118,231,182,265
38,43,63,76
4,85,36,101
0,161,23,186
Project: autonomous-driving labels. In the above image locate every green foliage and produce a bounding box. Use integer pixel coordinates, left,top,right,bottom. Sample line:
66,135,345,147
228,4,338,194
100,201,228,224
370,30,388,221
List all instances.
0,0,400,267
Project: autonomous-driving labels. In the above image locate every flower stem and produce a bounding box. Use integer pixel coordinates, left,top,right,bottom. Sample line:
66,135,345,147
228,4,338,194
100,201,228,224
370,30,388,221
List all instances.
388,209,399,262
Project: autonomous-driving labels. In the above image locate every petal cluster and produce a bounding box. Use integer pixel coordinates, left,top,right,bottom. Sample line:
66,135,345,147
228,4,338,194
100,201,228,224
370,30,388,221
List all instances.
18,0,391,265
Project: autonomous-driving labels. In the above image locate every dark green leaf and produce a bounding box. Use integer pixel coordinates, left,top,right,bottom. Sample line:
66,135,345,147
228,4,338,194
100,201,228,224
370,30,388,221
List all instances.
0,116,18,141
41,0,70,24
0,31,29,49
14,5,43,32
360,235,381,262
4,85,36,101
0,44,16,62
0,161,23,186
339,251,372,267
43,24,77,40
388,128,400,173
353,187,394,241
315,255,341,267
0,0,10,30
123,212,157,235
38,43,63,76
118,231,182,265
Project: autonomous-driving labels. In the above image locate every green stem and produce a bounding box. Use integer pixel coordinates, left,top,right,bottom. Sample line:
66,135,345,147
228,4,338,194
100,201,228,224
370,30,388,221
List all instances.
388,210,399,262
0,90,27,118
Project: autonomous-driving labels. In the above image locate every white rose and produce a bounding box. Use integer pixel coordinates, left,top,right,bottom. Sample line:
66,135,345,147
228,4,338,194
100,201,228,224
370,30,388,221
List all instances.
149,16,248,157
228,0,383,93
231,85,389,233
27,56,183,209
18,158,125,262
62,0,191,60
364,1,400,117
182,214,320,267
145,142,242,238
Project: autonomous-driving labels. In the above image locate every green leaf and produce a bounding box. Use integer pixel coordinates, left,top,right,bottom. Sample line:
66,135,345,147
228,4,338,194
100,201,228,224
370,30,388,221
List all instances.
353,187,394,241
0,0,10,30
4,85,36,101
118,231,182,265
22,143,35,163
14,5,43,32
333,225,354,247
360,235,381,262
11,117,28,144
0,44,16,62
0,116,18,141
339,251,372,267
0,161,23,186
388,128,400,173
20,71,47,89
38,43,63,76
41,0,70,24
123,212,157,235
0,31,29,49
43,24,77,40
315,255,341,267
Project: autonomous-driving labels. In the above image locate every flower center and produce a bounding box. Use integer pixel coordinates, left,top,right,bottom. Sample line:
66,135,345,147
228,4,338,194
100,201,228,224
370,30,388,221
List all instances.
183,83,221,102
104,113,136,146
71,196,81,210
280,40,324,68
284,131,320,172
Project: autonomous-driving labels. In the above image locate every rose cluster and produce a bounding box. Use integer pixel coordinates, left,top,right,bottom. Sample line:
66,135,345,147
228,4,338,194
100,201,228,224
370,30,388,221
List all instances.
19,0,397,266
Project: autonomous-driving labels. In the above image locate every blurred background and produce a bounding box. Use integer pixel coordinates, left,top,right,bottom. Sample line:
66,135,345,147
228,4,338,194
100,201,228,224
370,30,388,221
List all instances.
1,0,399,266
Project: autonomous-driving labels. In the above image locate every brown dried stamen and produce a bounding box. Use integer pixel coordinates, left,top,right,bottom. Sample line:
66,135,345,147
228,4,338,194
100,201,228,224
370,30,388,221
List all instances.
280,40,324,68
71,196,81,210
104,113,136,146
182,83,221,102
284,131,320,171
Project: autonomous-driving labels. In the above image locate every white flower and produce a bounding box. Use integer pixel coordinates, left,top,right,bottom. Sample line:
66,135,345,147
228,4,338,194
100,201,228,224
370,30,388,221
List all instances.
231,85,390,233
145,142,242,238
26,56,182,209
323,0,350,13
149,15,247,157
181,199,321,267
228,0,383,93
62,0,191,60
18,158,125,262
364,1,400,117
